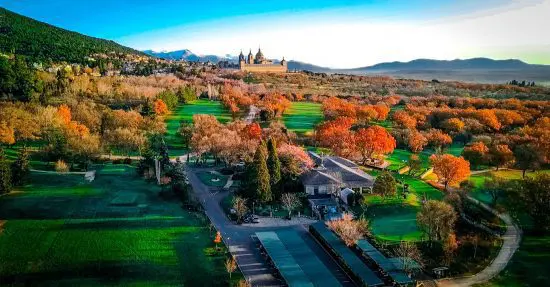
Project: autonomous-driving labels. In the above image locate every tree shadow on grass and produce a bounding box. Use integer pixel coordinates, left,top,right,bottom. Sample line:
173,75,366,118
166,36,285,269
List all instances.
0,261,184,286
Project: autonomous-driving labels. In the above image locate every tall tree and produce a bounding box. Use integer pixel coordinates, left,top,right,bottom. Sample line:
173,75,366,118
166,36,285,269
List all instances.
514,173,550,231
463,141,489,169
489,144,515,170
0,148,12,194
11,147,31,186
247,144,271,203
514,144,540,178
354,125,396,164
417,200,457,243
430,154,471,191
266,138,281,193
372,171,397,199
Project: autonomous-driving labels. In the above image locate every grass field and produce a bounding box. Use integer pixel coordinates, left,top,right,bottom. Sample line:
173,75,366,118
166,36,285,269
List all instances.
469,170,550,205
477,235,550,287
165,100,231,156
362,171,443,242
386,143,465,170
282,102,323,134
0,166,239,286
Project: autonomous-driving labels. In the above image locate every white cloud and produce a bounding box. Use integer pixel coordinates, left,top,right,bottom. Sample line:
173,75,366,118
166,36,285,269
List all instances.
119,0,550,68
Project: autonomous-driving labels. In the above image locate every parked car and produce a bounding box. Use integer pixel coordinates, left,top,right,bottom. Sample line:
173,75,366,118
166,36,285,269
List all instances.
243,213,259,224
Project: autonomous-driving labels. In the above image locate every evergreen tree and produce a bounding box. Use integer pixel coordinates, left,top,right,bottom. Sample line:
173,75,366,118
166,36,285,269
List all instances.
243,143,271,203
0,148,12,194
266,138,281,196
11,147,31,186
372,171,397,199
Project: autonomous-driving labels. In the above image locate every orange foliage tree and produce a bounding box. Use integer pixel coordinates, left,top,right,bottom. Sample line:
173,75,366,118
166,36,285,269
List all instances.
462,141,489,168
430,154,471,191
153,99,169,116
315,117,356,157
354,125,396,164
407,130,428,153
424,129,452,151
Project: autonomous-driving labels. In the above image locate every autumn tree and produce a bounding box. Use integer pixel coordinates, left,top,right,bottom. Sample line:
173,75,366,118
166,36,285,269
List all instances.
327,213,364,246
443,233,458,266
424,129,452,152
153,99,169,116
281,193,301,218
407,130,428,153
277,143,314,179
417,200,457,243
225,256,237,280
394,241,424,273
354,125,396,164
430,154,471,191
462,142,489,169
489,144,515,170
0,121,15,145
232,195,248,223
441,118,465,134
392,111,417,129
372,171,397,199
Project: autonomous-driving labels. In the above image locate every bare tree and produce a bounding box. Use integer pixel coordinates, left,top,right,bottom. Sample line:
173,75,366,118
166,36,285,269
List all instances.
225,256,237,280
416,200,457,244
232,196,248,223
327,213,363,246
281,193,301,218
394,241,424,274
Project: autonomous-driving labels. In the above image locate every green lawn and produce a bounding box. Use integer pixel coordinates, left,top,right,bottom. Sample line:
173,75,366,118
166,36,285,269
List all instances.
469,170,550,205
164,100,231,156
361,171,443,242
386,143,465,170
0,166,240,286
282,102,323,134
476,236,550,287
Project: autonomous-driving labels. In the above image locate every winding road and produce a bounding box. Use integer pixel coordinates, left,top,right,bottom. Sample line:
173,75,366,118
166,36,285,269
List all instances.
437,196,522,287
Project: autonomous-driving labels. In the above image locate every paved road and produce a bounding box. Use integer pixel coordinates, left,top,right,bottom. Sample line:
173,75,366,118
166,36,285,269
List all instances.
437,196,522,287
185,166,356,287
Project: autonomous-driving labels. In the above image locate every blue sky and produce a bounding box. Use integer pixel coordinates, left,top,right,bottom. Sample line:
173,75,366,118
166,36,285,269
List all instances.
2,0,549,68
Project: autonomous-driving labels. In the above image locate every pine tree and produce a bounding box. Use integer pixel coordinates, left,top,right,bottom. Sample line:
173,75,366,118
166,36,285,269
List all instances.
0,148,12,194
11,147,30,186
266,138,281,195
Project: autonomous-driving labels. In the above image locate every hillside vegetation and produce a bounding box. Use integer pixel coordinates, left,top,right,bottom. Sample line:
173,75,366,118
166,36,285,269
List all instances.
0,8,145,63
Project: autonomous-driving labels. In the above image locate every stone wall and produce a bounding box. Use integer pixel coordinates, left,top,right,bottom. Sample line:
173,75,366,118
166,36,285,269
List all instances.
240,63,287,73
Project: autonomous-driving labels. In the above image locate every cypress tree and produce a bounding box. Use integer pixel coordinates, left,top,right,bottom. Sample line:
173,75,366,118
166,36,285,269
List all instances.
0,148,12,194
254,143,271,203
11,147,30,186
266,138,281,195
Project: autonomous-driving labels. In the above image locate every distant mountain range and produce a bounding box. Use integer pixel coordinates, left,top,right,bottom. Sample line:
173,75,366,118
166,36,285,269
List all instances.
143,49,234,63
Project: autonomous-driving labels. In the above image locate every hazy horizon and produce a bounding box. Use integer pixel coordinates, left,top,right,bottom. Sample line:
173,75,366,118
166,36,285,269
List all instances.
2,0,549,68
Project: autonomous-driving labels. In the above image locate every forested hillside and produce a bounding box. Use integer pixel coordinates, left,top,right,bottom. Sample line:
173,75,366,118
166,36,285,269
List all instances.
0,8,145,63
